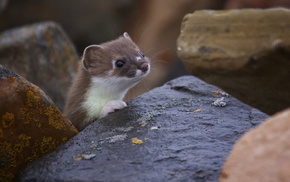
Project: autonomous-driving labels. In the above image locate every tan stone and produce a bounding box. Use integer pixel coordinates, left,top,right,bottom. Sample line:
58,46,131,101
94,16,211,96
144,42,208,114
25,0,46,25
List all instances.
220,108,290,182
0,66,78,182
177,8,290,114
178,8,290,71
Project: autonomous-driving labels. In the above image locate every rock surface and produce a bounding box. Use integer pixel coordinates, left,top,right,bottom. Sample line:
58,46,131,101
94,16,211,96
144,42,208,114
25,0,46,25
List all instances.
177,8,290,115
20,76,268,182
0,66,78,182
0,22,79,110
220,108,290,182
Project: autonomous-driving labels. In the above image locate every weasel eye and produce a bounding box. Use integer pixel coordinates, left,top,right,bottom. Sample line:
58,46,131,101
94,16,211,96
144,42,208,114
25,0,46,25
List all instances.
140,52,145,58
115,60,125,68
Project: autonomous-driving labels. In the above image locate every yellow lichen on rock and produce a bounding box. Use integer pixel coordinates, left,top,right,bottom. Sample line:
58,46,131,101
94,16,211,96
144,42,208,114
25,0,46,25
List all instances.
6,76,16,83
25,86,41,108
45,106,65,130
194,109,202,113
40,136,57,154
62,137,68,142
2,112,15,128
0,66,78,181
18,134,31,147
132,137,143,144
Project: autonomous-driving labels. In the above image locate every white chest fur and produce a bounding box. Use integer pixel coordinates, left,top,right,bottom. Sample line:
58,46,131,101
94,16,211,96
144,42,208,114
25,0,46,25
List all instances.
81,77,130,120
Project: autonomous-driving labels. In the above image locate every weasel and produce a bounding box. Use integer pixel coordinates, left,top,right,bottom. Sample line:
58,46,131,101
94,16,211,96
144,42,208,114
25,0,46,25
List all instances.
64,32,150,131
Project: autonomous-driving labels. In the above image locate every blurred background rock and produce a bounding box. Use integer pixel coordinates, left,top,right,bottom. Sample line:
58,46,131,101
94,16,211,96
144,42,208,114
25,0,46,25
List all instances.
0,0,289,110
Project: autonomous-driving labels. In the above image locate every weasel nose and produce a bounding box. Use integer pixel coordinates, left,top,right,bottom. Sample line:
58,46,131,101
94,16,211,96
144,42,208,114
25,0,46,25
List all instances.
139,62,149,72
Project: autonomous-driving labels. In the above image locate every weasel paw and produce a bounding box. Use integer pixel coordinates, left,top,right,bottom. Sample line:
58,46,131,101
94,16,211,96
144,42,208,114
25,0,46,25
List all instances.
100,100,127,118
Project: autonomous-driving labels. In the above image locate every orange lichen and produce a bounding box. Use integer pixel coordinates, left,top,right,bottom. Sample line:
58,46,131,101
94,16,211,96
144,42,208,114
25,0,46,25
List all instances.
62,137,68,142
20,108,30,124
25,87,41,107
194,109,202,113
1,112,15,128
40,137,56,154
20,107,41,127
6,76,16,83
20,86,44,127
132,137,143,144
74,156,83,161
18,134,31,147
212,90,222,95
25,151,39,164
13,144,23,155
45,106,65,130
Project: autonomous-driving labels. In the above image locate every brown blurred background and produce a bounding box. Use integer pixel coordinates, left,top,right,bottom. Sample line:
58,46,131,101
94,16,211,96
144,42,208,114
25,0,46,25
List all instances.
0,0,289,100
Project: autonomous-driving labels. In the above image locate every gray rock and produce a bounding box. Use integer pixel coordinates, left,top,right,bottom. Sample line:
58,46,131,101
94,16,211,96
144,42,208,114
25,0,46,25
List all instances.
0,22,79,111
19,76,268,182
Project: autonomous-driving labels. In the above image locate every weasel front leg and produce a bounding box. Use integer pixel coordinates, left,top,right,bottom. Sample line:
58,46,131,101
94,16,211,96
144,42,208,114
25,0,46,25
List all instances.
99,100,127,118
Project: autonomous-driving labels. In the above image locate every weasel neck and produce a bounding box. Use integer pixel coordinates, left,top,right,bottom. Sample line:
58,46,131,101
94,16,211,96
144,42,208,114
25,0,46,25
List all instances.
82,77,128,120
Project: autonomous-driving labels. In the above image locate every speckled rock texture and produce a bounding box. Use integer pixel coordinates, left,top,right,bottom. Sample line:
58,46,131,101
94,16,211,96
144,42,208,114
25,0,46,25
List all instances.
220,108,290,182
177,8,290,115
20,76,268,182
0,21,79,110
0,66,78,182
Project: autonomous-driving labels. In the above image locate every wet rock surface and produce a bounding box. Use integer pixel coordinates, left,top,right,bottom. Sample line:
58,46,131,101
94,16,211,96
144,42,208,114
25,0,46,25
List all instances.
177,8,290,115
20,76,268,182
220,108,290,182
0,66,78,182
0,21,79,110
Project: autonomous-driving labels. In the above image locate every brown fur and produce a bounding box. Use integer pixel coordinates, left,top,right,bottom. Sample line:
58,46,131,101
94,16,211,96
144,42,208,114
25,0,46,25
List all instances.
63,63,91,130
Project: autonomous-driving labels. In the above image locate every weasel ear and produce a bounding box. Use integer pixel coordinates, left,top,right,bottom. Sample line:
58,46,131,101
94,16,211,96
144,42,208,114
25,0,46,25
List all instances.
123,32,132,41
82,45,103,71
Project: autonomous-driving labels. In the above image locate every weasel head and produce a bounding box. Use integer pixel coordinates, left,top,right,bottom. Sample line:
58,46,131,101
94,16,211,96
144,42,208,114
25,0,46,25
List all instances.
82,32,150,92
